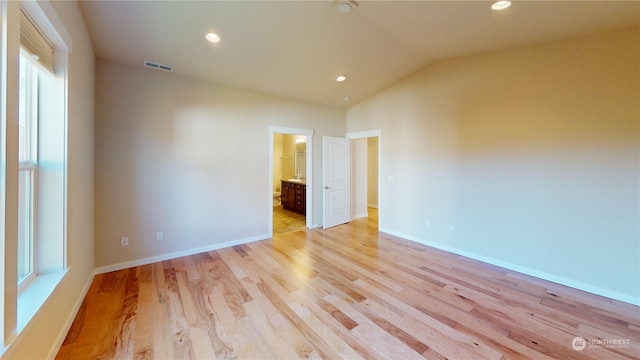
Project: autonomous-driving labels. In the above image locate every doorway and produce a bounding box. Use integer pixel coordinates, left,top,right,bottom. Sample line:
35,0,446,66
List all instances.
347,130,381,227
269,126,314,236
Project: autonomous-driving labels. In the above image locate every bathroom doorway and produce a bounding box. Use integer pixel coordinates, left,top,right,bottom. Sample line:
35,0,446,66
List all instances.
268,126,313,236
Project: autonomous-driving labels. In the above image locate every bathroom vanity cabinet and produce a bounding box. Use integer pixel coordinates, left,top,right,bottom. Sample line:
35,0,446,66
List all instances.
281,180,306,215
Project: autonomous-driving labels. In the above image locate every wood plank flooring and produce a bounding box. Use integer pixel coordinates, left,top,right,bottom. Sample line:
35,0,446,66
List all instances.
57,211,639,359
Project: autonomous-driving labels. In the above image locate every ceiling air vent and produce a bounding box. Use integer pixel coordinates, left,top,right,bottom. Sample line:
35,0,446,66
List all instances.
143,60,173,72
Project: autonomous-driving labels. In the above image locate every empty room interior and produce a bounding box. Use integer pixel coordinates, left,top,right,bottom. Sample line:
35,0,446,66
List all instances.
0,0,638,359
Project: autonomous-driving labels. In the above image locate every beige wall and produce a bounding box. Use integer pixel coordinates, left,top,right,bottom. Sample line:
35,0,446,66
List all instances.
347,28,640,304
95,60,345,268
2,1,95,358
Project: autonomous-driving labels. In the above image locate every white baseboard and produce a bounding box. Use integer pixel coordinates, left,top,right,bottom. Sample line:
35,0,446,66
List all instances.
95,234,271,274
379,227,640,306
353,212,368,220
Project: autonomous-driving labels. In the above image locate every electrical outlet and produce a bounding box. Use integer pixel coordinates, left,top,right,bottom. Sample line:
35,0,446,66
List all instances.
425,221,431,229
156,232,163,241
120,237,129,247
449,226,455,234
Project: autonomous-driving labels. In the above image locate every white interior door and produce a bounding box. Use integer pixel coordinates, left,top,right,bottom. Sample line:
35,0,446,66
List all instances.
323,136,351,229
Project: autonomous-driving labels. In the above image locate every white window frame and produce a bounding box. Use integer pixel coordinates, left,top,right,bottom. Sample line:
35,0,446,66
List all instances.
17,50,39,290
9,0,73,337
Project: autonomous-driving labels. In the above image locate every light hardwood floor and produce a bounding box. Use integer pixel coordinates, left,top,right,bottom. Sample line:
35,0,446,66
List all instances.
56,212,639,359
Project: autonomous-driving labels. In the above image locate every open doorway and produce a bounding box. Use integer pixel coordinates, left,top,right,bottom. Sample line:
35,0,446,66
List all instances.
274,133,307,234
348,130,381,227
268,126,314,236
366,137,379,224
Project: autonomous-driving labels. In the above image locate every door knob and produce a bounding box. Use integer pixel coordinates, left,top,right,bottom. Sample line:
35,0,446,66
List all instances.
324,186,329,189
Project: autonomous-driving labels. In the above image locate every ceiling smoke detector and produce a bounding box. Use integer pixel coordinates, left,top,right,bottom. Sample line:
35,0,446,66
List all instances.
336,1,357,14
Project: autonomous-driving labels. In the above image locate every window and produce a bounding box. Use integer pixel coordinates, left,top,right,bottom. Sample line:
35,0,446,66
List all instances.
18,51,39,286
17,2,67,294
17,5,67,293
17,15,66,291
5,0,72,337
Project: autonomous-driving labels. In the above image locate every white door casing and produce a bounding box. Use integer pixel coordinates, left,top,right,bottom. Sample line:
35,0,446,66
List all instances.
323,136,351,229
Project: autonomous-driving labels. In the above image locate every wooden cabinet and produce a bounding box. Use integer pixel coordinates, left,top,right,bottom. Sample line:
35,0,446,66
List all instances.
294,184,305,214
280,180,306,215
281,181,293,209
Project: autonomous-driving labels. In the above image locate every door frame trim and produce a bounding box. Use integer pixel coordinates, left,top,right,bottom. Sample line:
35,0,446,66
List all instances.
269,126,314,236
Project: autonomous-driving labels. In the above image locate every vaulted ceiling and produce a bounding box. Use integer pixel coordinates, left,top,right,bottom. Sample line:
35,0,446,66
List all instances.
79,1,639,108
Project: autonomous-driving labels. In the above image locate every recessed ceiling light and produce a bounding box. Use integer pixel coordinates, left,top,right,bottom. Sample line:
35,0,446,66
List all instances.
205,32,220,43
491,0,511,11
336,75,346,82
344,95,351,101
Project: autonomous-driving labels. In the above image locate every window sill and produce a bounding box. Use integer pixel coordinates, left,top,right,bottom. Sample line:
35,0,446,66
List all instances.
17,269,68,332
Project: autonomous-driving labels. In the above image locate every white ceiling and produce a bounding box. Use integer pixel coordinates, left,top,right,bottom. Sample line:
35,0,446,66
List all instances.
79,1,639,108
